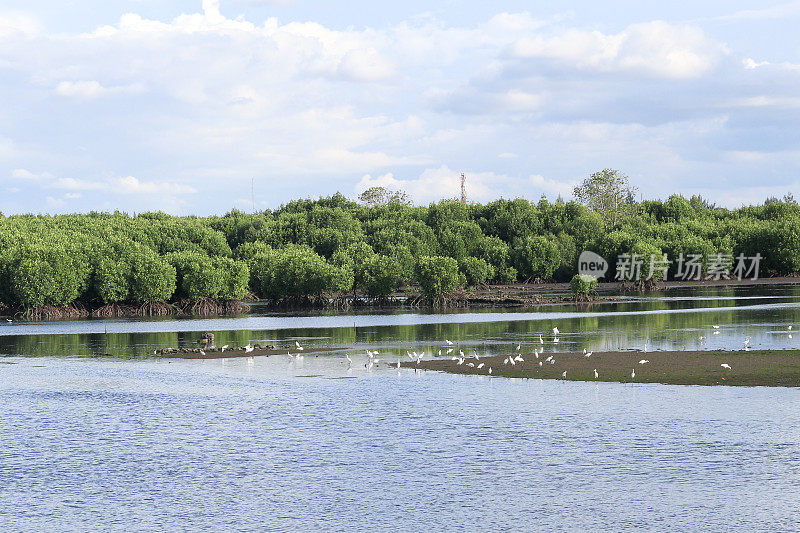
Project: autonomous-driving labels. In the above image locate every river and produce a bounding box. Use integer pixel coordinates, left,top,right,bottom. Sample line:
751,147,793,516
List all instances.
2,284,799,530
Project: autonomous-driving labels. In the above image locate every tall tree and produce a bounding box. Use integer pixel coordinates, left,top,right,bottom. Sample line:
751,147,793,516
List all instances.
573,169,637,229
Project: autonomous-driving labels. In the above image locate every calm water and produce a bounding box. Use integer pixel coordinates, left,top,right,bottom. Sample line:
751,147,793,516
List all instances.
2,285,800,530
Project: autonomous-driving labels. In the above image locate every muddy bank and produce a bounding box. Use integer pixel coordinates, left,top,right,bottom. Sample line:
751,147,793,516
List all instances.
400,349,800,387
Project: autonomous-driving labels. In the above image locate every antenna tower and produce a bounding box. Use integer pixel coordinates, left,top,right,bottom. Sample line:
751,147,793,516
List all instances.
460,173,466,204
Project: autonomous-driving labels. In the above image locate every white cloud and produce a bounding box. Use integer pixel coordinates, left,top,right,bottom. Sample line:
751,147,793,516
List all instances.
337,48,395,81
55,80,144,99
509,21,724,78
356,165,575,204
115,176,196,195
0,12,41,39
12,168,52,180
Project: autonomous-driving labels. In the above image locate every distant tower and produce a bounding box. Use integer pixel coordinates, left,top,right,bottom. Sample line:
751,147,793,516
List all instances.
460,173,467,204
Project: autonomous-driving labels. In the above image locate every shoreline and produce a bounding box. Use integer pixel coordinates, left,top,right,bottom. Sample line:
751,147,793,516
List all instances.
3,277,798,322
400,349,800,387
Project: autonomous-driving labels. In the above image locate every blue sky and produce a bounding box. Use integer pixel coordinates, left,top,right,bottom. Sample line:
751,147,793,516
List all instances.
2,0,800,214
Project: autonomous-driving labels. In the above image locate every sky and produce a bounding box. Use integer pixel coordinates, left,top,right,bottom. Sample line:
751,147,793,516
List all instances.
2,0,800,214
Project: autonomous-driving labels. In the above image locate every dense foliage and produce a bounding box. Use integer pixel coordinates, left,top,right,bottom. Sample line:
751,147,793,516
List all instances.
1,187,799,311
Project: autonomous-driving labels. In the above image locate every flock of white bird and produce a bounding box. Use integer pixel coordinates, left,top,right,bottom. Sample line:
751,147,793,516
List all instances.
269,322,796,381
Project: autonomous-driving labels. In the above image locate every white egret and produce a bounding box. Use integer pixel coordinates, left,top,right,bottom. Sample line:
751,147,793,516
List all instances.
467,362,474,368
594,369,598,379
516,344,521,352
545,355,553,362
477,363,485,369
438,350,442,356
538,361,543,367
345,354,353,365
295,341,303,351
549,359,555,365
631,368,635,379
712,325,720,329
446,348,454,354
396,360,401,368
721,363,731,370
457,358,464,365
561,371,567,379
638,359,650,365
488,367,492,374
584,351,592,358
509,357,516,366
553,337,560,344
445,339,453,345
245,345,254,353
451,356,458,361
221,344,229,352
790,325,794,331
539,334,544,344
553,327,559,335
199,349,205,356
514,355,524,362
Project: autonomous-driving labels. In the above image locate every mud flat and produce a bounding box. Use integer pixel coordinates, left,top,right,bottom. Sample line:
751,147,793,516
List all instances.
400,349,800,387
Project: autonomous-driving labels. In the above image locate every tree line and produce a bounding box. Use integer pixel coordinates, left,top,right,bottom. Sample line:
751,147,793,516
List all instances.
0,172,798,314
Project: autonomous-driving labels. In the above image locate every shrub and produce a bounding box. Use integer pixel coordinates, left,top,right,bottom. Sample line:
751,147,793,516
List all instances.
459,256,495,286
415,256,461,303
570,274,598,297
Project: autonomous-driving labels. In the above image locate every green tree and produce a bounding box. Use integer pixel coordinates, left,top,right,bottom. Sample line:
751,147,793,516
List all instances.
573,169,638,228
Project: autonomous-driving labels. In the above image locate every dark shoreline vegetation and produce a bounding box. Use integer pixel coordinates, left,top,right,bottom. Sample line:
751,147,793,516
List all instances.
2,181,800,319
401,350,800,387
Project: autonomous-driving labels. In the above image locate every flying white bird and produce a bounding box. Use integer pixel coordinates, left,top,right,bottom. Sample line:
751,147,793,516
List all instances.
295,341,303,351
594,369,598,379
720,363,731,370
638,360,650,365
